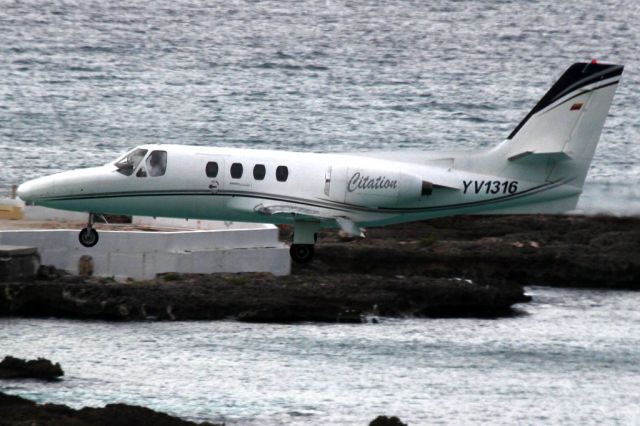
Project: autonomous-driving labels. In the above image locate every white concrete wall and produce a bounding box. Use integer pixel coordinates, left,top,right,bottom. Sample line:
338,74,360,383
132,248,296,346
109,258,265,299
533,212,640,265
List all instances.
22,206,87,222
20,207,272,231
0,228,290,279
132,216,272,230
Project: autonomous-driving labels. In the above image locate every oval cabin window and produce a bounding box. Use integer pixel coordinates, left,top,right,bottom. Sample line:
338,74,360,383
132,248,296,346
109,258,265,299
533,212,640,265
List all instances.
276,166,288,182
231,163,243,179
206,162,218,178
253,164,266,180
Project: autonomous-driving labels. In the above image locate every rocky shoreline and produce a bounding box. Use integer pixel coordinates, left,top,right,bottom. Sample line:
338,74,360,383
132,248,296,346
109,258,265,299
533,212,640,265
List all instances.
0,391,221,426
0,390,404,426
0,272,527,322
0,215,637,322
307,214,640,289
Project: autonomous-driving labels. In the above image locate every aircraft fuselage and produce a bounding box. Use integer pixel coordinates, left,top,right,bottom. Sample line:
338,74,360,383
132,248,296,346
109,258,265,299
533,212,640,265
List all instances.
17,145,580,229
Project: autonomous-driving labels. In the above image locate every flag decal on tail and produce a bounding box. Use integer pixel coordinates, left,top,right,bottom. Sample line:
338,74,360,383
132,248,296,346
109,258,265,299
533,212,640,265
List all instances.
570,102,583,111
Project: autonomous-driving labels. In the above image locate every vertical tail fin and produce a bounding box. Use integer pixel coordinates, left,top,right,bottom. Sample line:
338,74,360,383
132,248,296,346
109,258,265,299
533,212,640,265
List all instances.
497,62,624,188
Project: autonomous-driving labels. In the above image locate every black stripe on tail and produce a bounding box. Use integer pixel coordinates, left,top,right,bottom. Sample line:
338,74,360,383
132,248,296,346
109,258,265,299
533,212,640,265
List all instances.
508,62,624,140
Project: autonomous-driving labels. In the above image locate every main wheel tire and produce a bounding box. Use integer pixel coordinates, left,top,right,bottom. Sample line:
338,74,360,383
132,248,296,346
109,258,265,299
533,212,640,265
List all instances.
290,244,314,264
79,228,99,247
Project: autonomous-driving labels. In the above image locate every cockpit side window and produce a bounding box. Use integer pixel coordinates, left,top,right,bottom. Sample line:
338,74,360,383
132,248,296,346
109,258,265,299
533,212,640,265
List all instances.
115,148,148,176
136,166,147,178
146,151,167,177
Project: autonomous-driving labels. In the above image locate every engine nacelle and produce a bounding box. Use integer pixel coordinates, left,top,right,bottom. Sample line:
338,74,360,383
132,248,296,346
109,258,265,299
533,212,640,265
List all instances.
327,166,428,207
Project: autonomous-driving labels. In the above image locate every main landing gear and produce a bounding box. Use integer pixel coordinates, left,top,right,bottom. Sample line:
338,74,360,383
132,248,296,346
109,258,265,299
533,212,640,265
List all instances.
78,213,99,247
289,221,319,264
289,244,314,264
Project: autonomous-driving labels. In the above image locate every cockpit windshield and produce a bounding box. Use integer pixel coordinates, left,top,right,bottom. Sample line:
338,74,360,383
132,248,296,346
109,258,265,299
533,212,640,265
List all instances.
114,148,148,176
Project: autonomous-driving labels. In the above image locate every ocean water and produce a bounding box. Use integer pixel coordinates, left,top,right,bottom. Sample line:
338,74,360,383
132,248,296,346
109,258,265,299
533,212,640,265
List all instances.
0,0,639,213
1,287,639,425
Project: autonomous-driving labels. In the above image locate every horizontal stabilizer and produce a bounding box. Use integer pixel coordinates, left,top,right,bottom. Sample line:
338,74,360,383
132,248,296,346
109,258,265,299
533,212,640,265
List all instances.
431,182,461,190
508,151,572,164
421,169,463,191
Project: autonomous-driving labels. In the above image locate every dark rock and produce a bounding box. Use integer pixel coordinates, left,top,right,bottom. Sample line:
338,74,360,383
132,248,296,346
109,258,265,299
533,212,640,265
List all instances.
0,356,64,380
370,415,408,426
37,264,62,280
0,273,527,322
0,392,32,407
0,392,221,426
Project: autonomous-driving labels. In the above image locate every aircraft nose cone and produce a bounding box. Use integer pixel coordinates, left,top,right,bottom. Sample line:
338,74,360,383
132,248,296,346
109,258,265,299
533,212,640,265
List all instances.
16,176,53,204
16,181,33,203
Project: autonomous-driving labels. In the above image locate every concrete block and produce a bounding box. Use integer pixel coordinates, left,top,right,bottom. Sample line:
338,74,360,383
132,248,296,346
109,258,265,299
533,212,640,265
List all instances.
0,227,290,280
22,206,87,222
69,251,112,277
143,252,180,279
0,199,23,220
0,246,37,256
0,245,40,281
110,252,145,280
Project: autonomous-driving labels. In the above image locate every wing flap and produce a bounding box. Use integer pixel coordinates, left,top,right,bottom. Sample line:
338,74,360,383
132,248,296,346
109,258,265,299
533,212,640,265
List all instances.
255,203,364,237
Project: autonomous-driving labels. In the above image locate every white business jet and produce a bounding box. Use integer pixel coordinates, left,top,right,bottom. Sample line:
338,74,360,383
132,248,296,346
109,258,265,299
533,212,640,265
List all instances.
18,61,624,263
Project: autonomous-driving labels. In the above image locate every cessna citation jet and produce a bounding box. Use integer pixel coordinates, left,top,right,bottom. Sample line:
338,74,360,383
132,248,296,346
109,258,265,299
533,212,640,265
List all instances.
18,61,624,263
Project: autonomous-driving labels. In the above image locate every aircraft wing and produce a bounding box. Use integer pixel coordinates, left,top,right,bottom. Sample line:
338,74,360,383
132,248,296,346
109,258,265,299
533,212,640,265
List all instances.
254,203,365,237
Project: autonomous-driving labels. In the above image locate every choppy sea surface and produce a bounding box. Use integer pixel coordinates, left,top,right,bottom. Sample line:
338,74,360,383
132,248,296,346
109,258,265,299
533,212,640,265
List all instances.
0,0,639,213
1,287,639,425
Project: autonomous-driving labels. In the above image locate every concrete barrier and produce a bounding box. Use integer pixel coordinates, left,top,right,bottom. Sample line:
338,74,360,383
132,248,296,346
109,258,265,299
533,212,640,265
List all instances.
22,206,86,222
0,198,23,220
0,227,290,279
132,216,250,230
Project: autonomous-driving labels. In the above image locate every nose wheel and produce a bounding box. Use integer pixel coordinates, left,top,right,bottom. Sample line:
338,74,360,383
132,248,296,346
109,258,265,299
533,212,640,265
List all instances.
78,213,100,247
79,227,99,247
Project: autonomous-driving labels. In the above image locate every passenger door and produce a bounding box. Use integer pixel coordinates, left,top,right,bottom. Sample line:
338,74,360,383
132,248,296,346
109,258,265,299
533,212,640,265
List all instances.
204,157,225,194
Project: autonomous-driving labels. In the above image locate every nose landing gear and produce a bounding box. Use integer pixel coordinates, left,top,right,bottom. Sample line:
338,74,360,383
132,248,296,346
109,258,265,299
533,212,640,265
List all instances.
79,213,100,247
